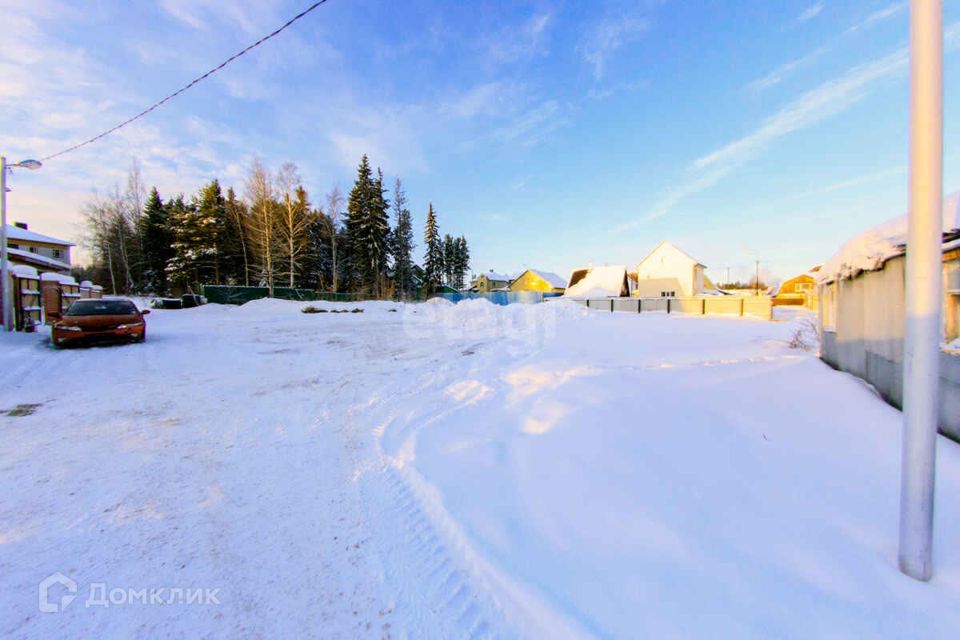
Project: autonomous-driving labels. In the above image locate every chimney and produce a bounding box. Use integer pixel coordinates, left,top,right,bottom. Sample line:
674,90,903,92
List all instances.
14,222,27,230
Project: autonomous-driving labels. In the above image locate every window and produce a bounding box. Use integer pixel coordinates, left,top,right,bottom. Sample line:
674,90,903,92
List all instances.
795,282,812,292
28,246,37,253
53,249,62,259
822,283,837,332
9,243,18,250
660,291,675,297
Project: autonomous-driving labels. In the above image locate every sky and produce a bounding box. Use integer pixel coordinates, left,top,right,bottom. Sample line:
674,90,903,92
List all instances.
3,0,960,283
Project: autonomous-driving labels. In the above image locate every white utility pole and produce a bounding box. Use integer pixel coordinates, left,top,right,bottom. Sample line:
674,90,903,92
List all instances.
899,0,943,582
1,156,10,332
1,156,43,332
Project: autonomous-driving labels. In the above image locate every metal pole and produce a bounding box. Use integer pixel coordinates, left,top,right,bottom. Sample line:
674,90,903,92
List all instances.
899,0,943,582
1,156,11,332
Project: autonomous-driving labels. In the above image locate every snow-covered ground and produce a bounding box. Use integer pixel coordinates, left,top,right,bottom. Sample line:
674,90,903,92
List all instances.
1,299,958,639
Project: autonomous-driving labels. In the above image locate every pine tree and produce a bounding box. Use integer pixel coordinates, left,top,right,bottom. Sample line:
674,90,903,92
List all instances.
300,209,333,290
222,187,251,286
164,195,194,291
442,234,457,287
141,187,172,293
423,203,444,293
197,179,226,284
455,236,470,289
166,180,223,292
390,177,415,299
344,156,390,295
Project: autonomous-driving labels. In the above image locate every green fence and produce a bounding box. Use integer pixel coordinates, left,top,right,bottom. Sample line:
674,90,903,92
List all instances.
200,285,429,305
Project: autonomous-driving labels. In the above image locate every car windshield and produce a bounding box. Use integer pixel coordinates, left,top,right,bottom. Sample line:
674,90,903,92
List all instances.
65,300,138,316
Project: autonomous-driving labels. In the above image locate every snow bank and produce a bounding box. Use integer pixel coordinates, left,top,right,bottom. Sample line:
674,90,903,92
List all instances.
818,191,960,284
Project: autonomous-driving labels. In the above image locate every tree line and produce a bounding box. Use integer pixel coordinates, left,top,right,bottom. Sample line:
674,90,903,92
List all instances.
78,155,471,298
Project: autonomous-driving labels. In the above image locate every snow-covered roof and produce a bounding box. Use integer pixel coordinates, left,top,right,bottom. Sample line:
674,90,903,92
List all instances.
4,224,75,247
479,271,510,282
5,247,71,271
817,191,960,284
520,269,567,289
564,265,629,298
638,241,706,269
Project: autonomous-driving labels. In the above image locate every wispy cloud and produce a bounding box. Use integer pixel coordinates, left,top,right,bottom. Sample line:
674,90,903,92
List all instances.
491,100,565,147
746,1,908,94
795,2,825,25
846,2,906,34
580,15,650,80
483,11,553,65
623,33,948,228
746,45,829,92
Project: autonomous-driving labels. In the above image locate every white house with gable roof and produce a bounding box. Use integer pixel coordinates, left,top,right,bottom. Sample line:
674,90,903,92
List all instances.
634,241,707,298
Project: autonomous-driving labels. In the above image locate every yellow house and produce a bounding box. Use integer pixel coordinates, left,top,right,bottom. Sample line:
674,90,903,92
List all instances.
773,266,820,309
508,269,566,293
472,271,511,292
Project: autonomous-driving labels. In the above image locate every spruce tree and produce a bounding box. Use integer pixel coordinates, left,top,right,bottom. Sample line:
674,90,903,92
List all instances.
423,203,444,293
141,187,172,294
391,178,415,299
222,187,251,286
455,236,470,289
167,180,223,292
345,156,390,295
443,234,457,287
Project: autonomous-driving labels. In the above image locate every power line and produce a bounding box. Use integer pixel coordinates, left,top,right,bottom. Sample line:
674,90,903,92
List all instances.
41,0,331,163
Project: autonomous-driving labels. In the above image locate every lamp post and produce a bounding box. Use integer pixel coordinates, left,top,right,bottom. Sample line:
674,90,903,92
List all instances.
1,157,43,332
899,0,943,582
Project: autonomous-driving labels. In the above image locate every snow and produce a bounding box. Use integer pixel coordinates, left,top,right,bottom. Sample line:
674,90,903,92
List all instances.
1,300,959,638
563,265,628,298
40,272,76,284
3,223,75,247
9,264,39,279
818,191,960,284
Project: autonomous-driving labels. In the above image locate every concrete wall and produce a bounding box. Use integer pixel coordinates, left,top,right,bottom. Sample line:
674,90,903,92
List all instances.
576,296,771,319
819,253,960,440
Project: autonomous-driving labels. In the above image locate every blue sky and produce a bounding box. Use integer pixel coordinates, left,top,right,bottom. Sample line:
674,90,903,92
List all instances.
3,0,960,282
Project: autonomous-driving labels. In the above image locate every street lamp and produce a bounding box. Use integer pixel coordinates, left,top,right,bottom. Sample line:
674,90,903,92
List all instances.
1,156,43,332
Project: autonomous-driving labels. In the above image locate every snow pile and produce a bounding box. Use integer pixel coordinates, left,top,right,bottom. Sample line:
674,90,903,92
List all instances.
39,272,76,284
10,264,39,279
563,265,628,298
818,191,960,284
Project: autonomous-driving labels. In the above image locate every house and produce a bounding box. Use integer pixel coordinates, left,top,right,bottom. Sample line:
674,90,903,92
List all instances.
4,222,73,275
564,265,630,298
472,271,511,293
508,269,566,294
772,266,821,308
817,192,960,440
634,241,706,297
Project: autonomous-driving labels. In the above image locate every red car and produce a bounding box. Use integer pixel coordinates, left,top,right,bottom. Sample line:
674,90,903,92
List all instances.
52,298,150,347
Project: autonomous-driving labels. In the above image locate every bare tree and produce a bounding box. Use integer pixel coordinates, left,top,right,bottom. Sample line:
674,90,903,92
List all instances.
244,158,277,297
324,186,344,292
275,162,312,288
